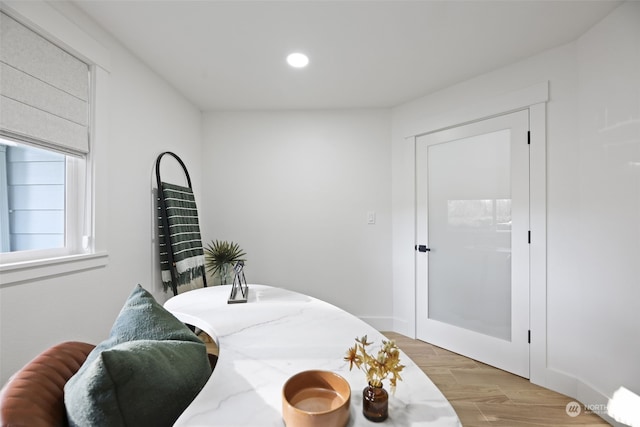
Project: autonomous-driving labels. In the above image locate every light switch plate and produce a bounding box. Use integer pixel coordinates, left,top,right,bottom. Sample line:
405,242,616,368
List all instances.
367,211,376,225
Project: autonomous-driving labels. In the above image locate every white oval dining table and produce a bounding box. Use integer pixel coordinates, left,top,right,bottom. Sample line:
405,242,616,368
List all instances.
164,284,461,426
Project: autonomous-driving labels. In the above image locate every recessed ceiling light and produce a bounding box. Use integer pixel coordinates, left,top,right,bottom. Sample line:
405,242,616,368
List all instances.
286,52,309,68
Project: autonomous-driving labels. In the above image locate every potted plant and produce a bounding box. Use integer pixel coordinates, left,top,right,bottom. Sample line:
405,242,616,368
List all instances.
345,335,404,422
204,240,246,285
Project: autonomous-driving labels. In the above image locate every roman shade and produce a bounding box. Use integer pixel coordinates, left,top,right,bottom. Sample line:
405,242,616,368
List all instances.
0,11,89,156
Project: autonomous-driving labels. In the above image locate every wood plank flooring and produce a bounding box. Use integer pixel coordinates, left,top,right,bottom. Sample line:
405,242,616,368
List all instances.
382,332,611,427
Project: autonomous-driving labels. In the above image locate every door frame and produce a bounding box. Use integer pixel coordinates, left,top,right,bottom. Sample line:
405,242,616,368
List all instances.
406,83,547,385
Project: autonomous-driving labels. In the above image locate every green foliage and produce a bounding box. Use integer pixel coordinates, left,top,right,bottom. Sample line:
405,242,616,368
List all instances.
204,240,246,278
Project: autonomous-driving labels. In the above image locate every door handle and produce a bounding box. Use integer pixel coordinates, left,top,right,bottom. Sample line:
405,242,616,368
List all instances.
415,245,430,252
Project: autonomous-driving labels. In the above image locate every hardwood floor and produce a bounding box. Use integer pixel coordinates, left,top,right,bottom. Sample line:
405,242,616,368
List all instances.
197,330,219,356
382,332,611,427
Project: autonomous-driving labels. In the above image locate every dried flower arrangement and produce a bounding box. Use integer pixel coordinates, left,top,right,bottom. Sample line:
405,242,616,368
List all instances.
344,335,405,392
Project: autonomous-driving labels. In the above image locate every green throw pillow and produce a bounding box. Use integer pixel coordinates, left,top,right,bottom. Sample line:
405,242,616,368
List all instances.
65,285,211,427
94,284,202,354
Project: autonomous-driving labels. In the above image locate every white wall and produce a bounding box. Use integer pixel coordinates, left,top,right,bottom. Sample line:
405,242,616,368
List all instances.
571,1,640,402
391,0,639,415
201,111,392,327
0,2,203,384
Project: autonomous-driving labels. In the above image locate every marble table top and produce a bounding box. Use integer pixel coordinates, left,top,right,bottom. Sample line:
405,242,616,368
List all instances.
164,284,461,426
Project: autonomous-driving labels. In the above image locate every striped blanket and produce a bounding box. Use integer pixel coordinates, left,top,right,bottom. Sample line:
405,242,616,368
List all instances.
157,182,205,293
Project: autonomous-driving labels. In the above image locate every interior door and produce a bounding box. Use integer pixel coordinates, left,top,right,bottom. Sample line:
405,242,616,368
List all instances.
416,110,530,378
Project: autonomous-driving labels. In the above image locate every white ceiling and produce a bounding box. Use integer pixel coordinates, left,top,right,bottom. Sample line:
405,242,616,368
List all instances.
74,0,620,111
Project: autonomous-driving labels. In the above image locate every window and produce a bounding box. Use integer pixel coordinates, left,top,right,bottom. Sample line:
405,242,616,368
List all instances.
0,2,109,285
0,137,87,258
0,7,100,273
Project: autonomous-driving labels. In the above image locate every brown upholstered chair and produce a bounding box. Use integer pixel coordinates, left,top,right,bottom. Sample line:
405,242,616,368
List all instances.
0,341,218,427
0,341,95,427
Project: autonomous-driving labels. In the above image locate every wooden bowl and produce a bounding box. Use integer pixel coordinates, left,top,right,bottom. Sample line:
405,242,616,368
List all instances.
282,370,351,427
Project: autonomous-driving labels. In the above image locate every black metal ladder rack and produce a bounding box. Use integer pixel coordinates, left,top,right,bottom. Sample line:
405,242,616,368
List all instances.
155,151,207,295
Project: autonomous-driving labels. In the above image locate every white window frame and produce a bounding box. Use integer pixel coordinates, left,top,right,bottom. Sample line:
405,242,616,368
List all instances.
0,138,82,259
0,1,110,285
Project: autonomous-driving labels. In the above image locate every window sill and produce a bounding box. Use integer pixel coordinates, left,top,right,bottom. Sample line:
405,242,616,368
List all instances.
0,252,109,287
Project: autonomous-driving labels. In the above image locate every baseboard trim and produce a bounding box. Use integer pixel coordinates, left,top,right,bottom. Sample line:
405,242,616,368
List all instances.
391,317,411,337
534,367,625,427
359,316,394,332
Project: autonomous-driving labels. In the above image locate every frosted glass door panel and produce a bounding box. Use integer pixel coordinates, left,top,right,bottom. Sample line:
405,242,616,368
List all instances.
428,130,512,340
